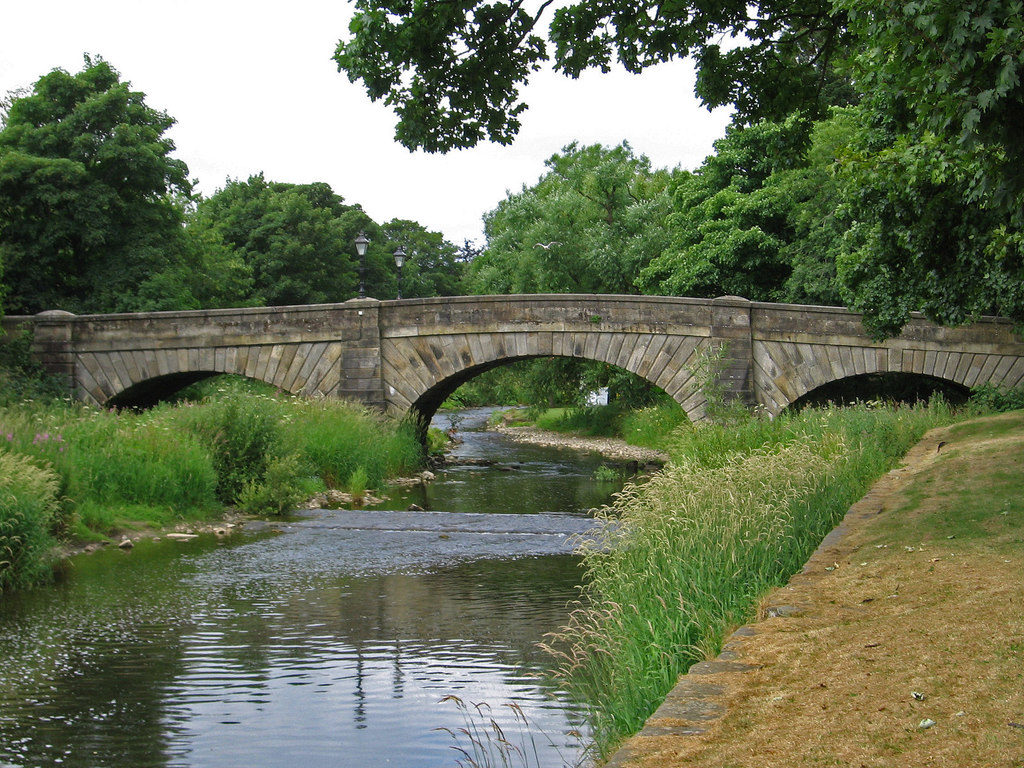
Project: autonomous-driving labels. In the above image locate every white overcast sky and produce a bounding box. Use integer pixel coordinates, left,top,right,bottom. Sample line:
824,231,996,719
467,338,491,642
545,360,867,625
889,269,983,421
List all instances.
0,0,733,245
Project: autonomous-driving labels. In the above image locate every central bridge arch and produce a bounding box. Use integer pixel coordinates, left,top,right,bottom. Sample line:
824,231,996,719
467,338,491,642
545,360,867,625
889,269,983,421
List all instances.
378,295,715,425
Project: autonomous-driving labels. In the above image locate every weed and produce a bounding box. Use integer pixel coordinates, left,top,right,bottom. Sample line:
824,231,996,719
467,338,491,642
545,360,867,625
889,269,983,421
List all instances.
237,453,307,516
435,695,580,768
346,465,369,507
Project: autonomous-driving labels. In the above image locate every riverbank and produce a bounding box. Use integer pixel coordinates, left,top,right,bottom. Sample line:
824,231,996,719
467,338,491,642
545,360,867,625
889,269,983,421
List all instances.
0,391,423,592
492,424,669,465
604,411,1024,767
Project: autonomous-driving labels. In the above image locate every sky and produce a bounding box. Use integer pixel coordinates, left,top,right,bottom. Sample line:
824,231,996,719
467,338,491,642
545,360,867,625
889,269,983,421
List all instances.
0,0,734,246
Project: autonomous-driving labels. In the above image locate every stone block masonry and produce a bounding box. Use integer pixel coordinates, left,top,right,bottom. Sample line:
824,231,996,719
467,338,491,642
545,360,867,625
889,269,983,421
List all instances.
3,294,1022,425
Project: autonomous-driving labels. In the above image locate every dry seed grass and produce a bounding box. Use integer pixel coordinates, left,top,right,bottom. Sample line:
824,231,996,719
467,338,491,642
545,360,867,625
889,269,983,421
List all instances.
614,412,1024,768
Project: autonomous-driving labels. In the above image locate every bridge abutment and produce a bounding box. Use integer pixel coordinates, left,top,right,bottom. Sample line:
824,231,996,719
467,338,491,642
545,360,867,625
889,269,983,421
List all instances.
31,311,77,396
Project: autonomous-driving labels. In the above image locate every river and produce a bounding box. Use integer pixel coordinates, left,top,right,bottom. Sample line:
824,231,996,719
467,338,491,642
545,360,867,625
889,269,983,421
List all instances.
0,408,626,768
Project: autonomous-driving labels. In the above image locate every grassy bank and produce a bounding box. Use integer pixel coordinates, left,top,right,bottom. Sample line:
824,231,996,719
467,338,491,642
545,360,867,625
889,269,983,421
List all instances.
541,399,980,757
0,385,422,593
632,411,1024,768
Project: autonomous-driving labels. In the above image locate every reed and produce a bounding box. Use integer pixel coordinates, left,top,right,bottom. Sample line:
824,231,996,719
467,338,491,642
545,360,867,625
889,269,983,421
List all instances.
435,695,572,768
543,400,960,756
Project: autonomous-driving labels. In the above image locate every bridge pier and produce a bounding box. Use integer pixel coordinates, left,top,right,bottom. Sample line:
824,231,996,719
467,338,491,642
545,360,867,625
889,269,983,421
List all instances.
710,296,755,408
335,300,386,410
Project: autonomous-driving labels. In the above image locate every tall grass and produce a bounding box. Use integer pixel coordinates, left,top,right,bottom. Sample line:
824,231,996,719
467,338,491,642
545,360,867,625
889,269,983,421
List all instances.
435,695,574,768
0,452,61,592
278,398,422,490
542,400,959,756
534,405,623,437
1,403,221,534
619,402,687,448
0,387,425,589
166,389,283,504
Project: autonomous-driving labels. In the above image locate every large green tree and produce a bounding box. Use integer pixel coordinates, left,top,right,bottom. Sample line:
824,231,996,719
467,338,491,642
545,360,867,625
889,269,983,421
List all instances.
190,175,364,306
468,142,673,294
192,176,464,305
639,116,810,301
334,0,853,152
378,218,466,298
639,111,853,304
0,56,192,314
833,0,1024,337
467,142,676,407
336,0,1024,338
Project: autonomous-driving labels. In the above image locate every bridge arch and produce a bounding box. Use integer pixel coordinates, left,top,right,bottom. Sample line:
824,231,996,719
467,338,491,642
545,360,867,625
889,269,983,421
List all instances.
788,372,971,410
70,341,348,407
380,328,711,426
750,304,1024,415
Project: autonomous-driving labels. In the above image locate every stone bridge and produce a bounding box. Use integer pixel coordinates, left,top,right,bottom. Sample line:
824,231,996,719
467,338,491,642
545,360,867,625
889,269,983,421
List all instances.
6,294,1024,423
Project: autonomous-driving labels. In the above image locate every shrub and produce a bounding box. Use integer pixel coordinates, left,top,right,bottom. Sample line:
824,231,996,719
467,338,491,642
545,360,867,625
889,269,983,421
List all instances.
172,391,283,504
0,330,66,405
970,383,1024,413
237,453,307,516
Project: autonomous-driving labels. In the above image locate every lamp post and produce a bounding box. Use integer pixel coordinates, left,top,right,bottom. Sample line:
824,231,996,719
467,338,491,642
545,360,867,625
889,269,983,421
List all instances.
354,232,370,299
393,246,407,299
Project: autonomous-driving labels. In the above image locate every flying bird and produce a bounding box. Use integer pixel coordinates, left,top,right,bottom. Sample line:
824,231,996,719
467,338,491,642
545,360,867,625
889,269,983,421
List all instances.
534,241,560,250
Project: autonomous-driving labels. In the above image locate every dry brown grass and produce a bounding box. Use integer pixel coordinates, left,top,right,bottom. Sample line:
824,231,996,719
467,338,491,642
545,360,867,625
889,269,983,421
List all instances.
613,412,1024,768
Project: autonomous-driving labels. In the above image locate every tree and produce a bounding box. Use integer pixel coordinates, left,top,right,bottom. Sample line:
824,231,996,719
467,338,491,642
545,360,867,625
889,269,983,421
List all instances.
131,204,257,311
466,142,676,407
467,142,673,295
833,0,1024,337
378,219,465,298
0,56,191,314
639,116,809,301
190,175,362,306
637,110,857,305
334,0,854,152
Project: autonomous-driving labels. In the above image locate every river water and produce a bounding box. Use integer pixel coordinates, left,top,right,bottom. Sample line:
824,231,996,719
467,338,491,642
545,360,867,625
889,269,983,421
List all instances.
0,409,623,768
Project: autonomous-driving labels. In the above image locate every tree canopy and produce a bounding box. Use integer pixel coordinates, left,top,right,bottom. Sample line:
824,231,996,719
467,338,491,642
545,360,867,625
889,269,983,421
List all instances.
334,0,852,152
339,0,1023,337
467,141,672,294
833,0,1024,337
638,111,852,305
190,176,468,305
0,56,192,314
